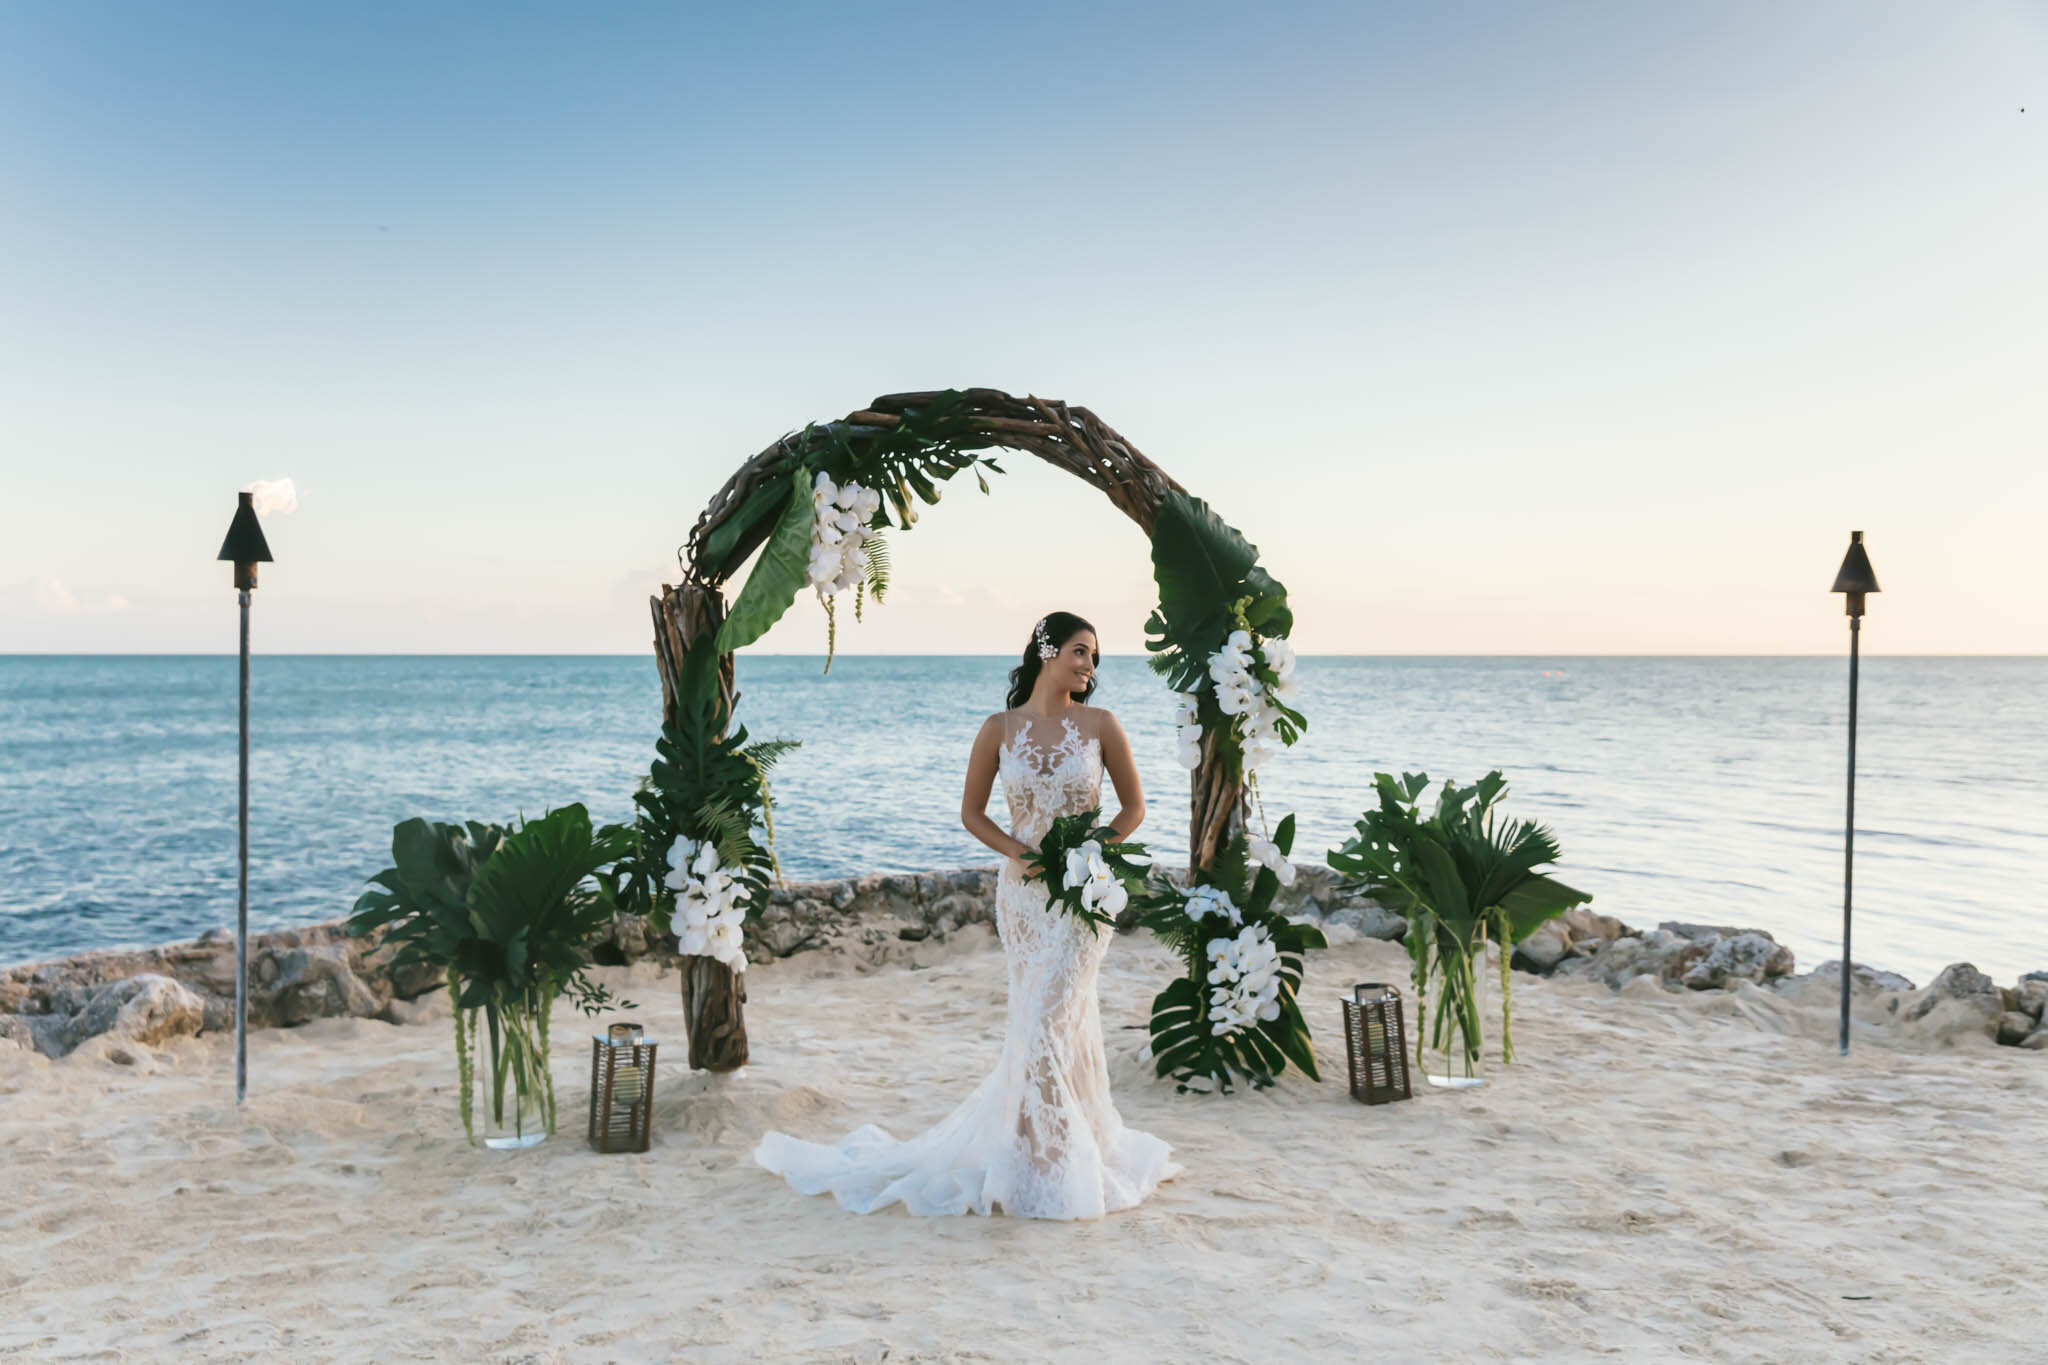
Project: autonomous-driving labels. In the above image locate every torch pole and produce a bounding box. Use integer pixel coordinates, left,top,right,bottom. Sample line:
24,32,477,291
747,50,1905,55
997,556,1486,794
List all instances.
236,588,251,1103
1839,613,1859,1057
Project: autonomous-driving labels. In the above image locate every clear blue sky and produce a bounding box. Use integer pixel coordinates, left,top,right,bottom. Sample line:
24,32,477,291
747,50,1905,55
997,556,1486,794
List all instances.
3,1,2042,653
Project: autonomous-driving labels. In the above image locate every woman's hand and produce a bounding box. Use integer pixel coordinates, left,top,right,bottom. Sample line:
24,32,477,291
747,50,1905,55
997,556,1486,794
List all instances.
1010,837,1044,881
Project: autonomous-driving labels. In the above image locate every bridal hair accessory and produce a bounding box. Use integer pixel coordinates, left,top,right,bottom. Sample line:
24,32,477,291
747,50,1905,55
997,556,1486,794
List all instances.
1034,616,1057,661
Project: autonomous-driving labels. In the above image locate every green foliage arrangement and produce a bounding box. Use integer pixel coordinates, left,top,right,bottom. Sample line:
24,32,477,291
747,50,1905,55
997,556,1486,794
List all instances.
1326,772,1591,1078
347,804,632,1145
607,638,798,964
1137,814,1327,1093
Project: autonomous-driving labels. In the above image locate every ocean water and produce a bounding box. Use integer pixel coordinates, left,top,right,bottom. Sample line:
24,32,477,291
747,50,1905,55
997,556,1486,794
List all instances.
1,655,2042,985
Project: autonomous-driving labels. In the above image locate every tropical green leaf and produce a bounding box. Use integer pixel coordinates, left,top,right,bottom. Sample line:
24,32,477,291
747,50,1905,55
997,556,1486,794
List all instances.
1495,872,1592,943
715,474,812,653
700,475,798,580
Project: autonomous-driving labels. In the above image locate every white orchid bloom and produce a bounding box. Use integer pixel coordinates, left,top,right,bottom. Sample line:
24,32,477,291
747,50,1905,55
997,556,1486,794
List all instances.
811,471,838,512
690,842,722,879
833,481,858,511
1185,884,1242,925
1094,880,1128,917
1247,835,1296,886
1175,726,1203,770
1171,692,1201,727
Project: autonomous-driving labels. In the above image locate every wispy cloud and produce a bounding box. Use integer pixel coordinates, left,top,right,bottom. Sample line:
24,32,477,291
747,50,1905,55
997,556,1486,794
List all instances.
33,578,129,614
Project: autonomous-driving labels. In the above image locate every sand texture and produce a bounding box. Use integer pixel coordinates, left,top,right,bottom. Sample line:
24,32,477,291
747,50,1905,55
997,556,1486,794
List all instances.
2,926,2041,1363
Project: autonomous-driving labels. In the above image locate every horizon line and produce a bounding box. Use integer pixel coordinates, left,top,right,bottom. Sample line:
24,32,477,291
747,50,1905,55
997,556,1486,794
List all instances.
5,651,2044,661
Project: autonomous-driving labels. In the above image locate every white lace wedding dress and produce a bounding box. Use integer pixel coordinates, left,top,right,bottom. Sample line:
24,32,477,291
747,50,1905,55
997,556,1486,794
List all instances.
753,707,1181,1219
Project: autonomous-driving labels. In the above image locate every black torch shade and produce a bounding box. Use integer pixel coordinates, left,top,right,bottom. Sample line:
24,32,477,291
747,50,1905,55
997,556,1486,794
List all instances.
1830,531,1880,614
217,491,274,591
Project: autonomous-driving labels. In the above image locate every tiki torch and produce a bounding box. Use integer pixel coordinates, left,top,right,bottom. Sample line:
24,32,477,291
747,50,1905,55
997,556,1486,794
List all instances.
1829,530,1880,1056
217,492,273,1103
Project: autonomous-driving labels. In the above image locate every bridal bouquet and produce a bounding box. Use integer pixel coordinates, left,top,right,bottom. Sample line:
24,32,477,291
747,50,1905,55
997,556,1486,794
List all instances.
1024,808,1151,933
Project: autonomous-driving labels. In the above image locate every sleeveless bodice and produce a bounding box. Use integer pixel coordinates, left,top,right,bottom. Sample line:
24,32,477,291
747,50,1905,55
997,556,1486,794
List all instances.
997,713,1103,842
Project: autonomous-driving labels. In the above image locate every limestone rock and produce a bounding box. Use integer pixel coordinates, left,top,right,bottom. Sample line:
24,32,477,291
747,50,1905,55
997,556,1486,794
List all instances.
1659,921,1751,943
2016,978,2048,1020
257,946,381,1027
927,892,985,935
0,1015,36,1052
378,989,451,1026
1560,908,1630,947
1996,1011,2038,1046
62,974,204,1050
1901,963,2000,1023
1681,932,1796,990
1325,903,1408,942
1897,963,2004,1043
1800,960,1918,996
1512,919,1574,972
2018,1027,2048,1051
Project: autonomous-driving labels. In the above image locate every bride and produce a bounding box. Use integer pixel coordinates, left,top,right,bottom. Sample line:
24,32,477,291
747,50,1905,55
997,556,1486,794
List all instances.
753,611,1181,1219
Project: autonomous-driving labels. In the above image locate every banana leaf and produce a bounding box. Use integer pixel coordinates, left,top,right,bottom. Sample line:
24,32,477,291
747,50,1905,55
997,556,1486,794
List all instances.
715,474,812,653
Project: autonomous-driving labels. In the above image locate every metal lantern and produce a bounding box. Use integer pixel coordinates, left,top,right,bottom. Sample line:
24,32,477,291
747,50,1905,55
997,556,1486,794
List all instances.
589,1022,658,1153
216,490,274,1105
1341,982,1412,1105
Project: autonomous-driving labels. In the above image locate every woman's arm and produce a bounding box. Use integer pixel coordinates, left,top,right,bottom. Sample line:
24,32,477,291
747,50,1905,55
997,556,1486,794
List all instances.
1098,710,1147,840
961,714,1039,878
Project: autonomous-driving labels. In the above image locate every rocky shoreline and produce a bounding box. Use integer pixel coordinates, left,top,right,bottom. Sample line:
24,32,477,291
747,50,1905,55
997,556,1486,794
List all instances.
4,863,2043,1060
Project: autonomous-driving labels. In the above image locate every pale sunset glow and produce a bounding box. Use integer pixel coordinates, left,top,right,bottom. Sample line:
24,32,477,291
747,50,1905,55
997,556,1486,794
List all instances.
2,2,2041,654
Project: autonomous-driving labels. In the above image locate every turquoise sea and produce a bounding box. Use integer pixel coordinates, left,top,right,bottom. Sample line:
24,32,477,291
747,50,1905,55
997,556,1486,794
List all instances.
1,655,2042,984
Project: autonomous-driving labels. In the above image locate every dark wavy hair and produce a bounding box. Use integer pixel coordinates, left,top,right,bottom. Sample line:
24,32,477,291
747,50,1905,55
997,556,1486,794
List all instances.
1005,611,1100,710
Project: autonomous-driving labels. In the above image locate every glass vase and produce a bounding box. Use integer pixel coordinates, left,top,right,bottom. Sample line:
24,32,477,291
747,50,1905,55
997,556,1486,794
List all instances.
1424,926,1488,1090
481,1071,550,1149
478,1004,555,1149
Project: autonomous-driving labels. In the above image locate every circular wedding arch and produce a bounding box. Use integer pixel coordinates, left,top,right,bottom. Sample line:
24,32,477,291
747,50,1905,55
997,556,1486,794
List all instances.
649,388,1281,1073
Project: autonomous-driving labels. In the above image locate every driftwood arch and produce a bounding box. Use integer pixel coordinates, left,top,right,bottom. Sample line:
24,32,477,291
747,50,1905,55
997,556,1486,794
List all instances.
651,389,1250,1070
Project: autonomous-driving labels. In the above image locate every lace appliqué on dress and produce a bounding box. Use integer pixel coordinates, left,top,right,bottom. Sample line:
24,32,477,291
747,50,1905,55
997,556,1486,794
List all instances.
753,708,1181,1219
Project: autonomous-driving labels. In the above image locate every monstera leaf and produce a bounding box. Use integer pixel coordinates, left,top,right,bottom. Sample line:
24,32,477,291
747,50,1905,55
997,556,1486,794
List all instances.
716,475,813,654
347,818,508,970
1145,489,1293,691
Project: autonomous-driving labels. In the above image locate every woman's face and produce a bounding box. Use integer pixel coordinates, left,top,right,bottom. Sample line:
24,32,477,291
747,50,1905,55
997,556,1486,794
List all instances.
1048,629,1098,695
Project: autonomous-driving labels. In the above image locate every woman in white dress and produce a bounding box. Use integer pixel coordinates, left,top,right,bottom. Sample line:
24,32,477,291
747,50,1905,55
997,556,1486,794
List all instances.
753,611,1181,1219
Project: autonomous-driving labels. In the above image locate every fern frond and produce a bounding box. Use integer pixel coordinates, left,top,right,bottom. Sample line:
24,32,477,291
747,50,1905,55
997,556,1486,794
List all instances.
740,738,800,775
863,531,890,604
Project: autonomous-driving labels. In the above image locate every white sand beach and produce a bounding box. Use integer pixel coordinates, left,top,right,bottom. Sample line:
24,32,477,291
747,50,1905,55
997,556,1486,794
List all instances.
2,926,2041,1363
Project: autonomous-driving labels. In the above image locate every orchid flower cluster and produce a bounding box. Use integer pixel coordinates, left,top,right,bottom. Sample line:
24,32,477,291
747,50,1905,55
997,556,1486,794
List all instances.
1062,840,1130,921
1247,832,1296,886
806,472,883,599
1181,881,1243,926
663,835,749,972
1205,922,1285,1035
1203,628,1300,777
